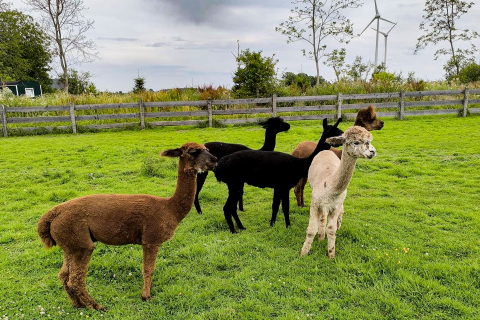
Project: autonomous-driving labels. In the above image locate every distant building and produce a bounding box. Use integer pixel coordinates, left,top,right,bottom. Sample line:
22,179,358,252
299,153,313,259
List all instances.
3,80,42,97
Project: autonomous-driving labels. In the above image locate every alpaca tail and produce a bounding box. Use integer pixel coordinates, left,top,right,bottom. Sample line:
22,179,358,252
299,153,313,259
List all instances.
37,207,61,249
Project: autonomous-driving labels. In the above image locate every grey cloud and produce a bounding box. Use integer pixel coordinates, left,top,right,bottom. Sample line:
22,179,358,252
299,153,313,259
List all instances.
144,42,171,47
145,0,287,25
98,37,138,41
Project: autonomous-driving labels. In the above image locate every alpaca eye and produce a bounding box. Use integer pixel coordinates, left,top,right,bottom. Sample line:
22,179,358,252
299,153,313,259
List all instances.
189,150,201,156
353,142,360,145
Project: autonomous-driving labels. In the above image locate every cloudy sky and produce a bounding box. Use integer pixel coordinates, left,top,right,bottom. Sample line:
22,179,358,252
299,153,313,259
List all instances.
11,0,480,92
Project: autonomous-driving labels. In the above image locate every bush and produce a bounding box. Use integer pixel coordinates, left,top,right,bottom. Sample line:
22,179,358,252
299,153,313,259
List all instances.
458,63,480,83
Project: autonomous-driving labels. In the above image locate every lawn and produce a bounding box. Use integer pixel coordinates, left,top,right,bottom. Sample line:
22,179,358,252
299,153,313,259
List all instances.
0,115,479,319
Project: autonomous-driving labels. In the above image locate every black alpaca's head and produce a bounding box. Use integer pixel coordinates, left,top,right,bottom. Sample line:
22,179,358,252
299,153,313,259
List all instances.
259,117,290,133
322,118,344,140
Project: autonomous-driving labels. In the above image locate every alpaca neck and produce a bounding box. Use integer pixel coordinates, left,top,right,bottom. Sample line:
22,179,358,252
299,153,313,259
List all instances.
168,157,197,222
331,150,358,193
299,140,332,175
259,129,278,151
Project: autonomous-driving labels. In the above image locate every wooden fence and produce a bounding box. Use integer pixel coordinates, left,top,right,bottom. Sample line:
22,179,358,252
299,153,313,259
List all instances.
1,89,479,137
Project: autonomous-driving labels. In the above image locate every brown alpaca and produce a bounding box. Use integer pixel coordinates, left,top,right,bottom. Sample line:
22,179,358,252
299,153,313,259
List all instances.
37,142,217,310
292,105,384,207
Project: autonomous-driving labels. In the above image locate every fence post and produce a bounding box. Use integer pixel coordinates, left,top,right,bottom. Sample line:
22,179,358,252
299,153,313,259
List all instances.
336,92,342,120
1,105,7,137
272,93,277,117
462,87,469,117
399,90,405,120
139,98,146,130
207,99,213,128
69,102,77,134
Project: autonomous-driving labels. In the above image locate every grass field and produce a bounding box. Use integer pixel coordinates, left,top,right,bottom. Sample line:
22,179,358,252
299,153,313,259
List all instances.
0,115,479,319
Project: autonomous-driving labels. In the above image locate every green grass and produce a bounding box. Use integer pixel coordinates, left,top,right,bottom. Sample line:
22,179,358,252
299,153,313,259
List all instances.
1,115,479,319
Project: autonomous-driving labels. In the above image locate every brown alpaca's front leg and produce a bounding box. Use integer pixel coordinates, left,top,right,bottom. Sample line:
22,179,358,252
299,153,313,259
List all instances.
141,244,160,301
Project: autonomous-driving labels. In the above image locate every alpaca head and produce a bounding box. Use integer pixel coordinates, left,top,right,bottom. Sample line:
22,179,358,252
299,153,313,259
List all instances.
161,142,217,174
327,126,376,159
321,117,344,140
354,105,384,131
259,117,290,133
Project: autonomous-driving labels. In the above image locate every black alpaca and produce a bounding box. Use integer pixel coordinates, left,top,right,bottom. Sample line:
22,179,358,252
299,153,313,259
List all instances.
214,118,343,233
194,117,290,214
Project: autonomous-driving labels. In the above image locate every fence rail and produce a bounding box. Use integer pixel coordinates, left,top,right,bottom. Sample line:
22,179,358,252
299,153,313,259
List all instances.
1,88,479,137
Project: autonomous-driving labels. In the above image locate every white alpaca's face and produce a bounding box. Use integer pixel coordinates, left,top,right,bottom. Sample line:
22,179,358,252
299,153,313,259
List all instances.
347,138,376,159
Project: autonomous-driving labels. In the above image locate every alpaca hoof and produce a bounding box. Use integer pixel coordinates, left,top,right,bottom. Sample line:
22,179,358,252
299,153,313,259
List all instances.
300,249,309,257
197,211,203,215
142,294,152,301
270,221,275,227
93,304,104,311
230,230,238,234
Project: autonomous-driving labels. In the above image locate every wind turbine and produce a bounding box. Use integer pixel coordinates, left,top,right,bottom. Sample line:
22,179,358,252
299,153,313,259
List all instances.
371,23,397,69
358,0,396,67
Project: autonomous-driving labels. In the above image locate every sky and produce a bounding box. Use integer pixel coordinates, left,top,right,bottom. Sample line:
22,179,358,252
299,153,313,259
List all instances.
11,0,480,92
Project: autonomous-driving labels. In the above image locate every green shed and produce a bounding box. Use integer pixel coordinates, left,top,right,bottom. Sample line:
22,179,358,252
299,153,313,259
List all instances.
4,80,43,97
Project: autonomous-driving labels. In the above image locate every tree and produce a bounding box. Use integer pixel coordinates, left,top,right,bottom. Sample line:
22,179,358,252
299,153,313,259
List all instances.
133,77,146,93
232,49,278,98
22,0,97,93
0,9,53,89
323,48,346,82
59,69,97,94
414,0,480,78
345,56,374,81
276,0,362,86
282,72,319,92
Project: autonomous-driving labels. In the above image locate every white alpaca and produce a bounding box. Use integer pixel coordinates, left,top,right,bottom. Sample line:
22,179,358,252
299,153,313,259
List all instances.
300,126,376,259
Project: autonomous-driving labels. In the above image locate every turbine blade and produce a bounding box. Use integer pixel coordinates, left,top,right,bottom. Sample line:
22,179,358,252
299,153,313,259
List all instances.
386,23,397,34
358,17,377,36
374,0,379,15
380,17,396,25
371,27,387,36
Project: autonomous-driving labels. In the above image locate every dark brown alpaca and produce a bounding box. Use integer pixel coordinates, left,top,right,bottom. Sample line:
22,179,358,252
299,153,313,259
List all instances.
37,142,217,310
292,105,384,207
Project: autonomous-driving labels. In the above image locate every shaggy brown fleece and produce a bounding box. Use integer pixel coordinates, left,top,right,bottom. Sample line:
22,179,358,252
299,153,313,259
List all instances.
37,142,217,310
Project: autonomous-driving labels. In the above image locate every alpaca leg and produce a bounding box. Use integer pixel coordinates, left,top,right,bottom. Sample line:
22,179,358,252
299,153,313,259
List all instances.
300,207,321,256
194,171,208,214
223,185,242,233
327,207,342,259
68,248,103,310
294,176,307,207
281,189,291,228
336,204,344,230
58,255,85,308
318,210,328,241
141,244,160,301
270,189,282,227
238,183,245,212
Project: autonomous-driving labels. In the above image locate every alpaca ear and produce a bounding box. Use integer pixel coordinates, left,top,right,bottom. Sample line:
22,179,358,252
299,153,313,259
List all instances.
322,118,328,129
259,120,268,128
326,135,346,147
334,117,342,127
160,148,183,158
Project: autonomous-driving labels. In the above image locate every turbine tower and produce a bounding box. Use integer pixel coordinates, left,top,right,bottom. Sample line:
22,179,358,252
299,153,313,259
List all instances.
371,23,397,68
358,0,396,67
